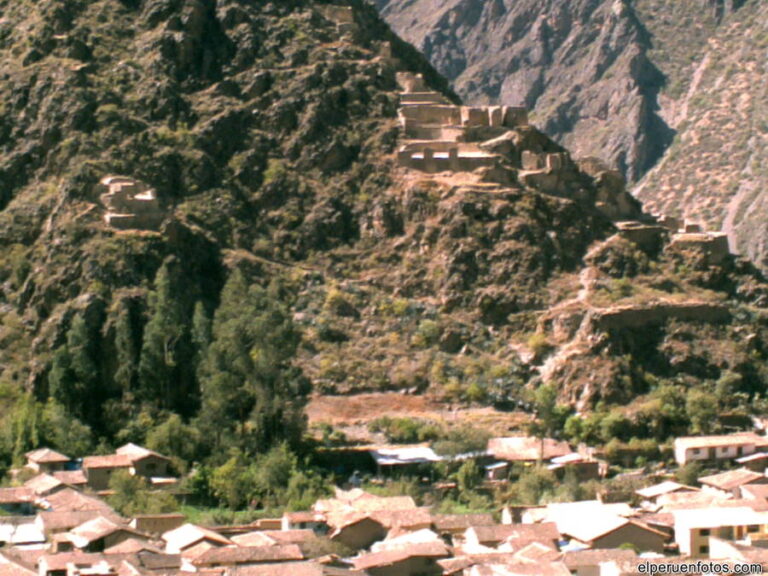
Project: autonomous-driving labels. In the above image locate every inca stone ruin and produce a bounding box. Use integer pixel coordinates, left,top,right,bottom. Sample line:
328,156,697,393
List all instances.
394,73,734,264
99,176,164,231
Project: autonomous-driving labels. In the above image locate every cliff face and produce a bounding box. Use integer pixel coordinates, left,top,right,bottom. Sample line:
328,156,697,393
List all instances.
633,0,768,270
373,0,673,182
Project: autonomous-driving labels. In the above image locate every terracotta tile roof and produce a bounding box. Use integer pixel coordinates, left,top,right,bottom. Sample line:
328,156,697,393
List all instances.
432,514,496,532
674,432,768,450
69,516,141,546
37,510,118,533
232,530,316,547
562,548,637,567
0,487,35,504
699,468,767,491
40,488,116,513
82,454,133,469
313,491,416,515
439,554,519,575
487,437,572,462
38,552,130,572
467,522,560,547
369,507,433,530
128,552,182,571
353,541,449,571
511,541,562,563
636,481,697,499
742,484,768,502
193,545,305,566
24,474,64,495
115,444,170,463
52,470,88,486
104,538,163,554
162,523,232,553
26,448,70,464
658,490,729,510
229,563,329,576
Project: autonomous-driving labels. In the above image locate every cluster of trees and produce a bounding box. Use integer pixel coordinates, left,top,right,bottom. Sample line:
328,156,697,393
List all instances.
9,264,309,472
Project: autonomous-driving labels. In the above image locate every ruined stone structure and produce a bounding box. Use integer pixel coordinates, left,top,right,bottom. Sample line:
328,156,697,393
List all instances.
99,176,164,231
669,230,730,265
615,221,668,254
395,73,529,175
317,5,357,36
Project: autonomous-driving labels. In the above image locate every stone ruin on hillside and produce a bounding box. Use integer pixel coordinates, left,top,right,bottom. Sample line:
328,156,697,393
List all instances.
393,72,643,222
99,176,164,231
393,73,734,265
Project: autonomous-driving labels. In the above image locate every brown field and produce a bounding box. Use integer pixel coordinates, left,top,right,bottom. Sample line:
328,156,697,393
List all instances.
306,392,531,437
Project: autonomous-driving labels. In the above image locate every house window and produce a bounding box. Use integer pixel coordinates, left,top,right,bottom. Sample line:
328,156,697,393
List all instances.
699,545,709,554
748,525,760,533
700,529,710,536
147,462,157,472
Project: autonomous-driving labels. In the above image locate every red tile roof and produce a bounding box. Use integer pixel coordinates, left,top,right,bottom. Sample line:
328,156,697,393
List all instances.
193,545,305,566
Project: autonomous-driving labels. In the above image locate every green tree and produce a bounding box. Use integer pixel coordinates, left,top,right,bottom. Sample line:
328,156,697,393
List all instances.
146,413,200,471
515,466,557,505
198,271,308,455
686,389,718,434
41,400,93,456
12,393,43,463
108,470,179,516
139,263,186,411
114,303,138,396
528,384,570,440
49,313,100,424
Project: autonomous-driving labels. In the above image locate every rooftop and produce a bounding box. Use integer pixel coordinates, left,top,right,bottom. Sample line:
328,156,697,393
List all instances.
487,437,572,461
26,448,70,464
636,481,697,499
698,468,766,491
675,432,768,450
353,541,449,571
193,545,304,566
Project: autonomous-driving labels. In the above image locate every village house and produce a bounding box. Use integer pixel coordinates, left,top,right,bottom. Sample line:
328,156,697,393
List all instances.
698,468,768,498
25,450,70,474
64,517,147,552
0,516,45,547
192,544,305,568
328,515,387,551
82,444,172,491
636,481,699,505
673,506,768,557
562,548,638,576
431,514,495,541
353,541,449,576
25,475,68,498
129,514,185,536
463,523,560,550
736,451,768,472
281,511,328,534
487,437,572,464
674,432,768,466
162,523,232,557
0,488,36,516
558,515,666,553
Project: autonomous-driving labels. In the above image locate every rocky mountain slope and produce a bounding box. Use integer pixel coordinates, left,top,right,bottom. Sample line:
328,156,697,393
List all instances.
374,0,768,271
633,0,768,270
372,0,673,182
0,0,767,453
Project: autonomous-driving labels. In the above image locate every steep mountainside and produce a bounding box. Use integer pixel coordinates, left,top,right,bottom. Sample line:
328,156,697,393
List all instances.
0,0,767,457
633,0,768,269
373,0,673,182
